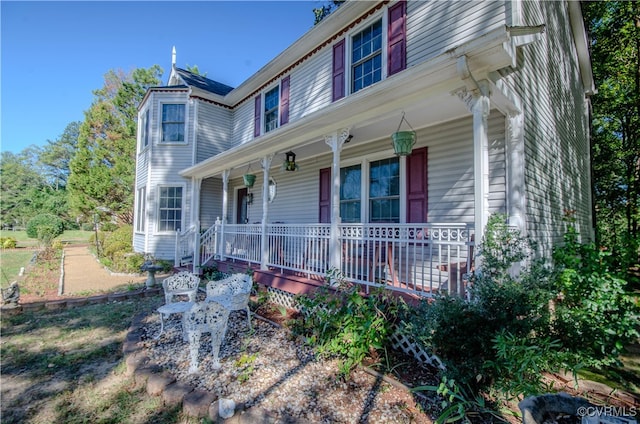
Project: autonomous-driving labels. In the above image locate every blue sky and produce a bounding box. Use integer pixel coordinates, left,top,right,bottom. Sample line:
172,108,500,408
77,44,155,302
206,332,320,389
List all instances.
1,0,322,154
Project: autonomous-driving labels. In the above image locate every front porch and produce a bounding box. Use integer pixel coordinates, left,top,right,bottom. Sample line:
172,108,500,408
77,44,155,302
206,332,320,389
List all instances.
177,222,475,299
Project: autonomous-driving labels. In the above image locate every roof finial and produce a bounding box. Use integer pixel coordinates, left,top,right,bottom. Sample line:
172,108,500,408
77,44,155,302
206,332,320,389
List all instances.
172,46,176,67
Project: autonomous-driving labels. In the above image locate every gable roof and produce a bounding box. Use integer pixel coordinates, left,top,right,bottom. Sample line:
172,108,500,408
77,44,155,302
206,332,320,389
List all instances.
173,67,235,96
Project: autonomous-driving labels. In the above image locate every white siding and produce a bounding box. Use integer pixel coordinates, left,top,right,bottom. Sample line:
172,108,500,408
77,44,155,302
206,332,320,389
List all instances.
501,0,592,255
200,177,224,229
406,0,507,67
196,101,233,163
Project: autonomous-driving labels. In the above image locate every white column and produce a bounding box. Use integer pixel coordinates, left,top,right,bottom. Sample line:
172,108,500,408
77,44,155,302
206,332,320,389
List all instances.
220,170,230,261
260,155,274,271
457,85,491,239
192,177,202,273
325,128,351,273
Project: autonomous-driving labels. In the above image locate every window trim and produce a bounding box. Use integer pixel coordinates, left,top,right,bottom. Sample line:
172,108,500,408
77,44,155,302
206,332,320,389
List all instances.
347,11,387,95
263,84,280,134
139,108,150,152
135,186,146,233
160,103,188,144
156,184,186,234
338,152,406,224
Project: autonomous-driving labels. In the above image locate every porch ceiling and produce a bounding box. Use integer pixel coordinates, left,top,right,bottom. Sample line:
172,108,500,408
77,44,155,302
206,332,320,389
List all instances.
181,26,515,181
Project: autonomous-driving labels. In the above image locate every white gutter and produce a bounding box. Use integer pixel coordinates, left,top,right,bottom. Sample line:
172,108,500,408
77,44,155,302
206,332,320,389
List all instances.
567,1,596,96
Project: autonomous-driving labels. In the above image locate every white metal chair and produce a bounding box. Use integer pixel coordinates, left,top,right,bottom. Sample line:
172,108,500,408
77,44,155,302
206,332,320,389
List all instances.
162,271,200,304
185,301,230,373
205,273,253,331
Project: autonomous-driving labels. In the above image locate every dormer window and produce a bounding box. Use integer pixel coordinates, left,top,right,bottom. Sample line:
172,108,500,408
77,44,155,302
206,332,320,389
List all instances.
161,103,186,142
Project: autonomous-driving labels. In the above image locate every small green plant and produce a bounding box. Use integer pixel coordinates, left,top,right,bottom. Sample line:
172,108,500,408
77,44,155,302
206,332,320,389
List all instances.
1,237,17,249
412,377,506,423
234,352,258,384
202,264,225,281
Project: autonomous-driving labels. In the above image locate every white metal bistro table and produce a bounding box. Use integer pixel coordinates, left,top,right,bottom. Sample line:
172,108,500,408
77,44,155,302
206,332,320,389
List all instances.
156,301,194,340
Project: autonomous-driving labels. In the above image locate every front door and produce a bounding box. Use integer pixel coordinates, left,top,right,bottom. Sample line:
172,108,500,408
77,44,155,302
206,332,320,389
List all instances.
236,188,249,224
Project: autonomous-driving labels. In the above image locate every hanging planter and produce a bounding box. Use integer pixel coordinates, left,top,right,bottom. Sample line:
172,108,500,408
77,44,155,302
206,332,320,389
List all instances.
391,112,416,156
243,174,256,188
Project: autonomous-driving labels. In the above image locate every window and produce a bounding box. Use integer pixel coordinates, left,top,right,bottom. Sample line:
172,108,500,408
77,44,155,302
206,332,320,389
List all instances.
340,165,361,222
140,109,150,149
264,86,279,133
352,19,383,93
161,104,185,142
158,186,183,231
369,157,400,222
135,187,146,232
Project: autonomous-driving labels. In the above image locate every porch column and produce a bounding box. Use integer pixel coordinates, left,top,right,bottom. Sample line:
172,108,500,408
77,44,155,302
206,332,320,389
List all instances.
260,155,274,271
325,129,351,273
506,113,527,234
456,84,491,239
192,177,202,273
220,170,230,261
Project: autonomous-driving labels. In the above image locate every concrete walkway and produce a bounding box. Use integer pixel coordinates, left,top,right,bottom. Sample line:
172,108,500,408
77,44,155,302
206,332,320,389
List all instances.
62,245,156,295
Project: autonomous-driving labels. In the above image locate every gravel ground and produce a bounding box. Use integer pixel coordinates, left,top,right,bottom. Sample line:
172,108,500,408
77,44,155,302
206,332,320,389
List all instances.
139,307,434,423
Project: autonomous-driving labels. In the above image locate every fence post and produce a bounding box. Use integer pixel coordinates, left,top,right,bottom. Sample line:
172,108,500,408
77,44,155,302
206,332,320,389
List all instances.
174,228,181,267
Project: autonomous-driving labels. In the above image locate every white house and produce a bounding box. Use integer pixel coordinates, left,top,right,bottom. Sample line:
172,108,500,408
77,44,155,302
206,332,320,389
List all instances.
134,0,594,298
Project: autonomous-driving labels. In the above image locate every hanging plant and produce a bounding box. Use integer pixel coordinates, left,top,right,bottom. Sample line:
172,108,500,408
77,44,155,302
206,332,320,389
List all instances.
391,112,416,156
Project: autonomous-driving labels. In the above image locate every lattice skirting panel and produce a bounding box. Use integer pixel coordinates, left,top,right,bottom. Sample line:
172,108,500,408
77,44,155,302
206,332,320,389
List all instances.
264,285,444,370
389,330,445,370
266,287,298,310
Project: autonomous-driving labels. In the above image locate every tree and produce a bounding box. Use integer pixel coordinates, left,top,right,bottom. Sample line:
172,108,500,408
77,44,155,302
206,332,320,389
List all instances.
313,1,345,24
583,1,640,275
68,66,163,225
39,121,80,190
0,150,43,228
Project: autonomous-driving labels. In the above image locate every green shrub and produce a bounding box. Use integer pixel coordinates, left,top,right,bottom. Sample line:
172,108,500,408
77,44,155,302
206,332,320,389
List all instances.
399,214,558,396
101,225,139,273
551,211,639,369
292,269,405,377
1,237,17,249
26,214,64,246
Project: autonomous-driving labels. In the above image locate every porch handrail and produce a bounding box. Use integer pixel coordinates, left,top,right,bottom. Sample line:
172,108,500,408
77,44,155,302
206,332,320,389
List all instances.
175,226,197,267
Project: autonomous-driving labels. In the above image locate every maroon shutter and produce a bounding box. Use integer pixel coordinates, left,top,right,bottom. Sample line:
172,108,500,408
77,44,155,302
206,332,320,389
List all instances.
406,147,428,223
387,0,407,76
332,39,346,102
253,95,261,137
280,75,290,125
319,167,331,223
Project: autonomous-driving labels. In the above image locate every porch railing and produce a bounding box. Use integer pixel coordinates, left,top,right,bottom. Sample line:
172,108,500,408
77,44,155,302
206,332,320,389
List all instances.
175,226,197,267
199,222,475,298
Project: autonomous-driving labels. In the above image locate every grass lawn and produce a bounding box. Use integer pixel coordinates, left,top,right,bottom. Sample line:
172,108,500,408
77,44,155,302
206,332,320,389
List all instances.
0,296,202,424
0,230,93,287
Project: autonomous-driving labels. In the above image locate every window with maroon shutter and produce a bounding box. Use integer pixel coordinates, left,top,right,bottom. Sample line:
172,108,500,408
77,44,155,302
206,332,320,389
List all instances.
332,39,345,102
387,0,407,76
280,75,290,125
406,147,428,223
254,95,261,138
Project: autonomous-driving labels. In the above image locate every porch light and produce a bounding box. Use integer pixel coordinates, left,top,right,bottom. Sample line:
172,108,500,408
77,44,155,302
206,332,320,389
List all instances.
391,112,416,156
282,151,299,171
